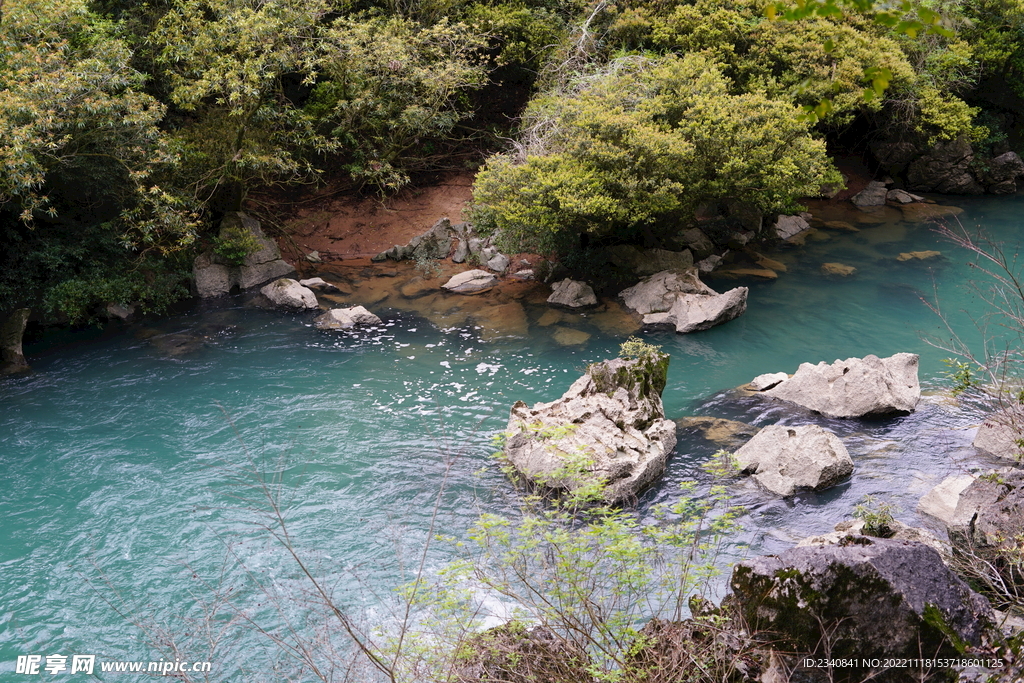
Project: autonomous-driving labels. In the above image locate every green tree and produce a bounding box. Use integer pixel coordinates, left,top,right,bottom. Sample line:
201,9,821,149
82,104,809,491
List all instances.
152,0,337,210
0,0,198,319
471,53,840,254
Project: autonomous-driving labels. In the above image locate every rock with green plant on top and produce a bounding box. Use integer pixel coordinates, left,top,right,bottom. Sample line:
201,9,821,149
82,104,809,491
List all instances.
502,339,676,504
454,622,592,683
733,424,853,497
260,278,318,309
797,516,946,555
193,212,296,297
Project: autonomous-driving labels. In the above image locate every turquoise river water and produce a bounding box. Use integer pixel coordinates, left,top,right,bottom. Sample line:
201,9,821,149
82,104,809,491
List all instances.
1,195,1020,679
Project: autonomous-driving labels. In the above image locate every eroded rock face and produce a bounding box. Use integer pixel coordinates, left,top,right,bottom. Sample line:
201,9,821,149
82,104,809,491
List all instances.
729,538,994,664
442,269,497,294
313,306,381,330
547,279,598,308
734,425,853,497
1,308,31,375
503,353,676,503
260,278,319,309
907,139,985,195
763,353,920,418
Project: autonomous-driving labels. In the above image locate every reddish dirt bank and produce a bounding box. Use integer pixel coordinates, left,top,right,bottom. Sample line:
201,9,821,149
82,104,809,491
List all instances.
278,172,475,262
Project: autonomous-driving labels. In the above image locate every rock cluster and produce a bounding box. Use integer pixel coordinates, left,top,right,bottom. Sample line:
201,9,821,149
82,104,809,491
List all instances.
193,212,296,298
503,353,676,504
619,269,747,334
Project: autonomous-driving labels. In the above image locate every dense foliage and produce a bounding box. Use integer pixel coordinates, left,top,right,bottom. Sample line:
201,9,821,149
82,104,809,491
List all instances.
4,0,1024,319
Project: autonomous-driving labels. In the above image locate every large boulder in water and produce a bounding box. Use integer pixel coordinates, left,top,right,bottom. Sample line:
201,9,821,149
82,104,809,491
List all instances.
260,278,319,309
729,537,995,666
503,352,676,504
761,353,920,418
547,279,597,308
619,269,747,334
314,306,381,330
733,424,853,497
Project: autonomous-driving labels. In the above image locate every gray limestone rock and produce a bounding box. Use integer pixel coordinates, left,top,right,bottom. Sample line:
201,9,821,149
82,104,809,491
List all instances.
442,269,497,294
619,270,714,316
974,410,1024,461
260,278,319,309
764,353,921,418
734,425,854,497
729,538,994,663
851,180,889,207
314,306,381,330
547,279,598,308
503,353,676,504
773,214,811,239
919,474,976,526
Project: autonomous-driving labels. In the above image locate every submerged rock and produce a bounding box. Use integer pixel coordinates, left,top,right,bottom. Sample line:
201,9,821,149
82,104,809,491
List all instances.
442,269,497,294
896,250,942,262
821,262,857,276
675,416,760,450
729,537,994,665
762,353,921,418
734,425,853,497
503,352,676,504
260,278,319,309
314,306,381,330
547,279,597,308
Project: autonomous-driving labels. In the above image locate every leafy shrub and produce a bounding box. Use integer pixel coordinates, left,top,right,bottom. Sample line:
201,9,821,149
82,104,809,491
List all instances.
212,225,262,267
470,53,840,254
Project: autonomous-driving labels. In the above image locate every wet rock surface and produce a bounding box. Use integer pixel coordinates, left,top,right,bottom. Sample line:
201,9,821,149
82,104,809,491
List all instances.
734,424,854,497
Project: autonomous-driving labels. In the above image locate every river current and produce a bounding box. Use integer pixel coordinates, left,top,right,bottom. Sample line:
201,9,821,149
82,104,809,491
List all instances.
1,195,1019,678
